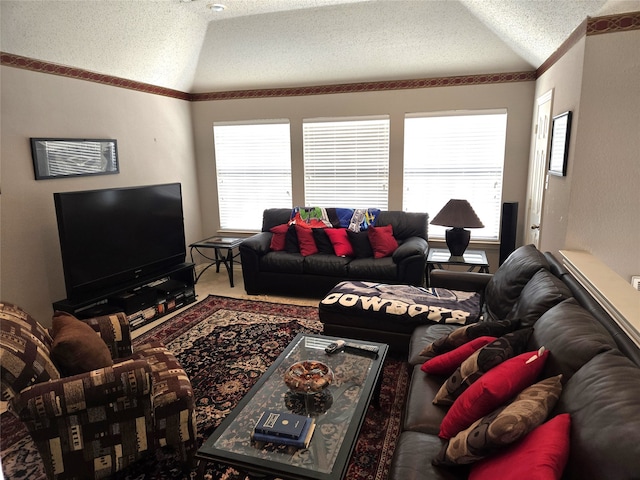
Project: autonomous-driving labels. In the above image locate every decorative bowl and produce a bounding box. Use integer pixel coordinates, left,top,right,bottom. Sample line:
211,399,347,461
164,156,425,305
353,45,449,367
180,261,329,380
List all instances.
283,360,334,394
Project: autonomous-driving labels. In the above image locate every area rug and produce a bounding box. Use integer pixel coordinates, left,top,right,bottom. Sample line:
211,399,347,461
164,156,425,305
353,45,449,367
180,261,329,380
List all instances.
1,295,409,480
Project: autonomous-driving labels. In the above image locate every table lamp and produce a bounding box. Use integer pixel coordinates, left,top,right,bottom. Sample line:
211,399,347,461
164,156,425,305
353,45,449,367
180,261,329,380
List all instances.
430,199,484,257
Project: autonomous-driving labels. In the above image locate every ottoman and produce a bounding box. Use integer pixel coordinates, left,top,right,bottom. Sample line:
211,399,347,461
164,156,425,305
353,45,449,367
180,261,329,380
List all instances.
318,281,481,355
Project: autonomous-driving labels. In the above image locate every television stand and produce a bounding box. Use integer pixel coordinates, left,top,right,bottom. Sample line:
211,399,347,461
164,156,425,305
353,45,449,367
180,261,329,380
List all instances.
53,262,197,331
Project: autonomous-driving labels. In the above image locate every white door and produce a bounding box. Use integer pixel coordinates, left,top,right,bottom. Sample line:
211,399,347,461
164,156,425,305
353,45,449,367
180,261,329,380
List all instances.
525,90,553,247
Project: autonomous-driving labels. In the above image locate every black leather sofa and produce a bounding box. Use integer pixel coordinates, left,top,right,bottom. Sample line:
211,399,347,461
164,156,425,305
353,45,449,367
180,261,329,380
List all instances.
239,208,429,297
388,245,640,479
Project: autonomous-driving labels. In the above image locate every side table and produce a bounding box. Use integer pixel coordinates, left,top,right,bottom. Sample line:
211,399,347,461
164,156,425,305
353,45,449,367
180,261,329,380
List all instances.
189,236,244,287
426,248,489,285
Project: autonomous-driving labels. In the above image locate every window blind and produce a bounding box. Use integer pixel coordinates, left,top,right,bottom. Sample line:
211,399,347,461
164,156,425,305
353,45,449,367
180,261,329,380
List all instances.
303,116,390,209
403,111,507,241
214,120,292,231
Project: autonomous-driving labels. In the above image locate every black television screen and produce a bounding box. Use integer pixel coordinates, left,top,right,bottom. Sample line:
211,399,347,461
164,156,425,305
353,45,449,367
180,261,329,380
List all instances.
54,183,186,301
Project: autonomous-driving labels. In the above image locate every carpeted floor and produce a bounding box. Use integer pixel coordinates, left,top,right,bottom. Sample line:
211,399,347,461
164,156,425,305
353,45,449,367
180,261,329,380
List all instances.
1,295,409,480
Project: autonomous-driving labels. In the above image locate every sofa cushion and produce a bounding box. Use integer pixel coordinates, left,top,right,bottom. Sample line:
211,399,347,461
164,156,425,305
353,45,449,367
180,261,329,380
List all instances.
347,257,397,281
439,348,549,438
404,365,449,435
376,210,429,241
347,229,373,258
469,413,571,480
260,251,305,274
294,224,319,256
526,298,617,382
368,224,398,258
434,328,533,405
51,311,114,376
389,431,463,480
303,253,350,277
483,244,549,321
409,324,461,366
421,336,497,377
553,351,640,480
506,269,572,328
324,228,354,257
419,319,521,359
433,375,562,466
269,223,288,251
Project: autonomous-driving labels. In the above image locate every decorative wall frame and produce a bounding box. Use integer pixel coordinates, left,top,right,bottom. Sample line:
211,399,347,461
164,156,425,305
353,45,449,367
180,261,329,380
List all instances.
548,111,572,176
30,138,119,180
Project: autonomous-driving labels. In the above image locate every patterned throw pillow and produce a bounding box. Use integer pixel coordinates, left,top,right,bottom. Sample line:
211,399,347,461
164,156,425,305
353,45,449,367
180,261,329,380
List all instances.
433,328,533,405
439,348,549,438
51,311,114,376
419,319,520,359
433,375,563,466
421,336,497,377
469,413,571,480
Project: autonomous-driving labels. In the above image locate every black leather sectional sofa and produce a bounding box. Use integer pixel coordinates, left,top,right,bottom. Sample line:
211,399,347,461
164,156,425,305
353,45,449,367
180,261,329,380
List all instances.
239,208,429,297
387,245,640,479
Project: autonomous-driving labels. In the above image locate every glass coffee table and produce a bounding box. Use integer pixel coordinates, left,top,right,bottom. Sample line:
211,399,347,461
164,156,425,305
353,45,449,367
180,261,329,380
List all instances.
195,333,388,480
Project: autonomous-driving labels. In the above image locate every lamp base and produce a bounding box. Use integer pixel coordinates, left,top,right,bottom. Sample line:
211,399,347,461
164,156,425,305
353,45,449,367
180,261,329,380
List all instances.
445,227,471,257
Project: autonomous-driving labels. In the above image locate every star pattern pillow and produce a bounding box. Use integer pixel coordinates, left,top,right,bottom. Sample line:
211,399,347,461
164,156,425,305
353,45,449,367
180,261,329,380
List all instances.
433,328,533,405
433,375,563,466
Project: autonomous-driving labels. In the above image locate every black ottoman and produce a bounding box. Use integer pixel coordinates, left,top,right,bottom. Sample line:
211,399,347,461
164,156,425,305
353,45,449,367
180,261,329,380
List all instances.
318,281,480,355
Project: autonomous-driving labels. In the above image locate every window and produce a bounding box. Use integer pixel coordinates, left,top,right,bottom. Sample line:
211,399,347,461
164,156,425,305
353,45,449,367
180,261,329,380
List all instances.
303,116,389,208
403,111,507,241
214,120,292,231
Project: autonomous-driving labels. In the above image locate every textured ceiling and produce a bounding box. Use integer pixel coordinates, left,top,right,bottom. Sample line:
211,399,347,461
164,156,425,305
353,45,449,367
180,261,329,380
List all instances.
1,0,638,93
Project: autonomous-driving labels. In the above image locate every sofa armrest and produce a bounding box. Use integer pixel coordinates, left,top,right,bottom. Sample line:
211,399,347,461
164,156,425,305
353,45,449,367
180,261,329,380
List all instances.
240,232,272,256
429,269,492,292
83,312,133,359
12,359,152,420
392,237,428,263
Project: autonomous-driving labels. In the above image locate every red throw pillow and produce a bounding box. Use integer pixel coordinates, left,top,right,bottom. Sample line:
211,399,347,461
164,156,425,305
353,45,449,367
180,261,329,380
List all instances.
469,413,571,480
421,336,497,376
368,224,398,258
439,348,549,439
295,224,318,256
324,228,354,257
269,223,289,251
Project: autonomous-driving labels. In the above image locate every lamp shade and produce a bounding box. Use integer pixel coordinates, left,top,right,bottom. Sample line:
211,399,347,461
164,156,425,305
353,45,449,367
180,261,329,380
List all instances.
430,199,484,228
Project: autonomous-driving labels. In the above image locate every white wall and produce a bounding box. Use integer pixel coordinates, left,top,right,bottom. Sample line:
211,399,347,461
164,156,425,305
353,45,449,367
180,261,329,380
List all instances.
191,81,536,263
0,67,202,326
535,29,640,281
567,30,640,281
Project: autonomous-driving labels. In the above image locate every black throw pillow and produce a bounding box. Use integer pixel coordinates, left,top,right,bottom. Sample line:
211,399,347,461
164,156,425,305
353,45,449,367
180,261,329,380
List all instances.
347,230,373,258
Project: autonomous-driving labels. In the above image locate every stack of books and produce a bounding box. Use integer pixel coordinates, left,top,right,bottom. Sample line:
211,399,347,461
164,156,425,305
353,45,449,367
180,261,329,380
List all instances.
252,410,316,448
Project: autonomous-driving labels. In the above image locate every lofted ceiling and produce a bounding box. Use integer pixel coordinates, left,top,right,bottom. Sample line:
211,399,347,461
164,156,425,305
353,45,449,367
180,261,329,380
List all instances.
1,0,638,93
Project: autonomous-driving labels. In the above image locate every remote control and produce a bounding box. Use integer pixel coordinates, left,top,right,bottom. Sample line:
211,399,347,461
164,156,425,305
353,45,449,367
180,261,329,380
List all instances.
325,339,345,354
344,342,379,357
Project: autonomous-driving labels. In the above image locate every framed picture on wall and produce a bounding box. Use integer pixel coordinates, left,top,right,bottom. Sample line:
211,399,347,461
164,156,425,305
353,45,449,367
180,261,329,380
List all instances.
548,111,572,176
30,138,119,180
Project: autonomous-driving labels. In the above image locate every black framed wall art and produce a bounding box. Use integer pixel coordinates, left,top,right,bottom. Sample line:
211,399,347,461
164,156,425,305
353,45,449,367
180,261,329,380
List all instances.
548,111,572,177
30,138,119,180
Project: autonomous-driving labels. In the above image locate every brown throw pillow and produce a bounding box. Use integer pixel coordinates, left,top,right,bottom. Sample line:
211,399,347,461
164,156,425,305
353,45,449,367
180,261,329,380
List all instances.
433,374,563,466
419,319,521,359
51,311,114,376
433,328,533,405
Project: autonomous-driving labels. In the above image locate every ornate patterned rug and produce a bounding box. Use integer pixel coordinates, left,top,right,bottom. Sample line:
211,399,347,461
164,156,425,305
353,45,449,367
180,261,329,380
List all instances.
1,295,409,480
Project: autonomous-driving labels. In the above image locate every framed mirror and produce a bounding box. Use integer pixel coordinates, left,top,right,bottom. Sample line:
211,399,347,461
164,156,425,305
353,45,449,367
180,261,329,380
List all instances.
30,138,119,180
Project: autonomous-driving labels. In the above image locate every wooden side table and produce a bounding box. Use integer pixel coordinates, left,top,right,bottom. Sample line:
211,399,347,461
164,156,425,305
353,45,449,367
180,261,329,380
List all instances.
189,236,244,287
426,248,490,285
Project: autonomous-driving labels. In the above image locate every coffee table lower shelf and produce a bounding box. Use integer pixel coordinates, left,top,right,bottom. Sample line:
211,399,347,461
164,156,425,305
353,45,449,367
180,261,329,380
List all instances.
195,333,388,480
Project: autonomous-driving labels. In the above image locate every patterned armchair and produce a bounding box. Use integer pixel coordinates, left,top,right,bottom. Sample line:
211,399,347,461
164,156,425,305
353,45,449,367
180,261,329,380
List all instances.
0,301,197,479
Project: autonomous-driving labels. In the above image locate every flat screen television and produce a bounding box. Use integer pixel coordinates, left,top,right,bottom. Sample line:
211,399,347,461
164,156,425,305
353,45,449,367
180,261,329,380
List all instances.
54,183,187,302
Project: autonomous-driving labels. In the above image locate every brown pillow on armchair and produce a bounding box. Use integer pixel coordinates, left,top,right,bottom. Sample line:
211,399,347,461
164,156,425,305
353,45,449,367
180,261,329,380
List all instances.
51,310,114,376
